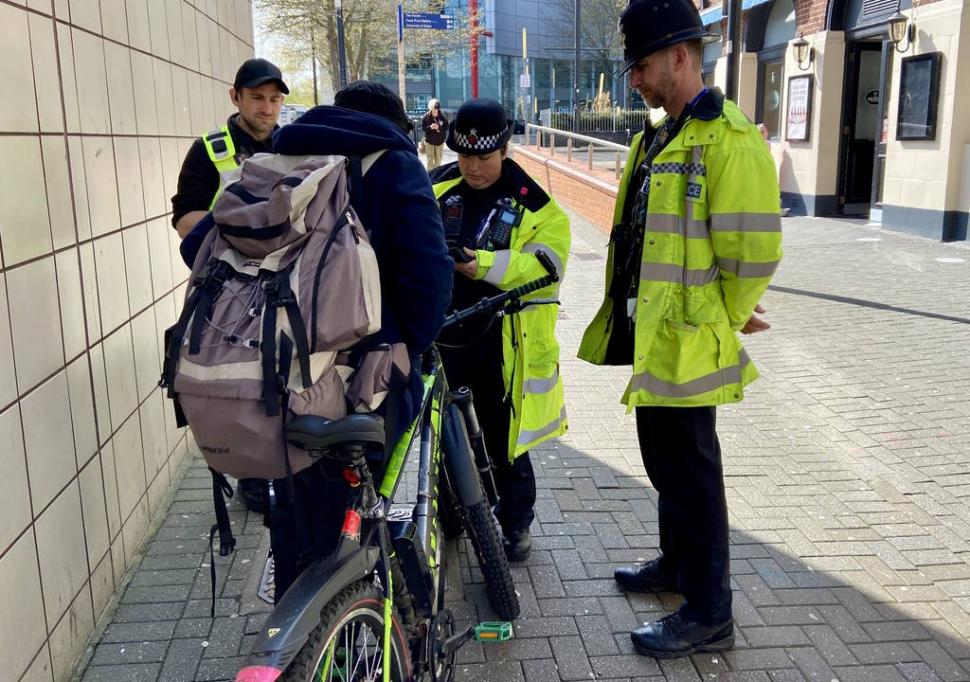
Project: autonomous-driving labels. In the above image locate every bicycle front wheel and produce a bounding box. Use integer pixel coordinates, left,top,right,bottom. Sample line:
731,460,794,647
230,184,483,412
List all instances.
283,580,412,682
462,499,521,621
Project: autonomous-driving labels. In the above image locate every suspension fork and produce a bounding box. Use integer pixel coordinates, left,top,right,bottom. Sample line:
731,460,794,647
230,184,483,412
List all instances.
448,386,499,507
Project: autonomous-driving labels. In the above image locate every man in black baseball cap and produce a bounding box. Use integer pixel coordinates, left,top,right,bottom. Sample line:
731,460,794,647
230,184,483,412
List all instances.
170,56,290,513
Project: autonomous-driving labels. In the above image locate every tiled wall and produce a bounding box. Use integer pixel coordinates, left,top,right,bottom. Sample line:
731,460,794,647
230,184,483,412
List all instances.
0,1,253,679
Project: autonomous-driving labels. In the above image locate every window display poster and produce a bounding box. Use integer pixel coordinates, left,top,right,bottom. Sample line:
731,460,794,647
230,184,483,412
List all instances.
786,75,812,142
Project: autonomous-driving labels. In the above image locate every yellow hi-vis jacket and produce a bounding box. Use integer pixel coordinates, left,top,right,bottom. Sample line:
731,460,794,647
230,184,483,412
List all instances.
579,92,782,408
432,160,570,460
201,125,241,208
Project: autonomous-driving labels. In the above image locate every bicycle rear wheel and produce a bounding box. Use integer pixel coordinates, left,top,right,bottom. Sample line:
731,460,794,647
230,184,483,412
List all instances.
461,499,521,621
282,580,412,682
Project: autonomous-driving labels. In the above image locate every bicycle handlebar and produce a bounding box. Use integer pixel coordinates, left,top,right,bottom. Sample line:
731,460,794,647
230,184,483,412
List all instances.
441,249,560,330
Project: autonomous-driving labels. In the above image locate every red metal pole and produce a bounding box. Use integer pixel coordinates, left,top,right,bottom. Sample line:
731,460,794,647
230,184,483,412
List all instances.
470,0,479,97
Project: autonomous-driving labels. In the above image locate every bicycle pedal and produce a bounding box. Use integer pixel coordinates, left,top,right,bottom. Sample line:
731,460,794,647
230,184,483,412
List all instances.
473,621,513,642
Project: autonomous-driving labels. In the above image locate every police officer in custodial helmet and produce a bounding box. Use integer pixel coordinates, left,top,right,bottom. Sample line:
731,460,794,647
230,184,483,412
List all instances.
429,99,571,562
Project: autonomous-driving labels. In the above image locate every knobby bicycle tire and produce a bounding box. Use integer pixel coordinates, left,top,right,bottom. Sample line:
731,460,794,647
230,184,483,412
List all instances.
282,579,412,681
461,499,521,621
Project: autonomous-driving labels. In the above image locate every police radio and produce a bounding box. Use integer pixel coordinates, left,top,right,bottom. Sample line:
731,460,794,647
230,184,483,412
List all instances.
477,187,528,252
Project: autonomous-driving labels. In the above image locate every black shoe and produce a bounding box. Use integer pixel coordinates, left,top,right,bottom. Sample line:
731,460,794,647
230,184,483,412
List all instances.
502,529,532,562
614,558,677,593
631,611,734,659
237,478,268,514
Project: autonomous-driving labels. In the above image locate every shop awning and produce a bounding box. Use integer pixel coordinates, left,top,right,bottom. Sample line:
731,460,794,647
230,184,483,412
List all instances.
700,0,774,25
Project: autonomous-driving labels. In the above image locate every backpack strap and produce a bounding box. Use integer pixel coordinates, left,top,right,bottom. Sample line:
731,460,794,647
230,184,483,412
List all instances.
206,467,236,618
260,269,312,416
188,260,235,355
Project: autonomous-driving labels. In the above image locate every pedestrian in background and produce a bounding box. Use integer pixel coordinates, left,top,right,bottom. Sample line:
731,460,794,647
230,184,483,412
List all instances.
579,0,783,660
422,99,448,171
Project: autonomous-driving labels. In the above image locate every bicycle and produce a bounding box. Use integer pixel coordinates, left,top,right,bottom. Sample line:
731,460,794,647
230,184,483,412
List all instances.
235,253,561,682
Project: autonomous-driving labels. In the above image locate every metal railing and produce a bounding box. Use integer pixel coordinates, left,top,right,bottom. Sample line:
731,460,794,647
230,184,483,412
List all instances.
548,109,651,135
524,124,631,180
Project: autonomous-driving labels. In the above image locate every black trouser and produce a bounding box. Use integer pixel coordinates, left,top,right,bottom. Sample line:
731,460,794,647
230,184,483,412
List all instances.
439,331,536,536
635,405,732,624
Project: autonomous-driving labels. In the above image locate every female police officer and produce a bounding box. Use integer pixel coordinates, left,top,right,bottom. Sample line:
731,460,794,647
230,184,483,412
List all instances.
430,98,570,561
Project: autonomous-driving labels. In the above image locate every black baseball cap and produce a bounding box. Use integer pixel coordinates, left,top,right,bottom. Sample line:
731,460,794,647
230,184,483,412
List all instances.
233,58,289,94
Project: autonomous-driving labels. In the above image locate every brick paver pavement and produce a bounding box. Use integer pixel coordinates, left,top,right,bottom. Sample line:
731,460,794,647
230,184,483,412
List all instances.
74,209,970,682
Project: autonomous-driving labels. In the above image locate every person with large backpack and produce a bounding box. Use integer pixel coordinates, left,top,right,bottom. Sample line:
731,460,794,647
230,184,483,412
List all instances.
162,81,453,601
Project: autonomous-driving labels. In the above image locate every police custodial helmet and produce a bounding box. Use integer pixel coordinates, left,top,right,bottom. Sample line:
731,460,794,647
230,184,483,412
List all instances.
618,0,718,75
446,98,514,155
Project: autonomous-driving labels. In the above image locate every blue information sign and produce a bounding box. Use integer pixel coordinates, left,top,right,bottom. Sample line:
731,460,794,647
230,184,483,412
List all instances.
402,12,455,30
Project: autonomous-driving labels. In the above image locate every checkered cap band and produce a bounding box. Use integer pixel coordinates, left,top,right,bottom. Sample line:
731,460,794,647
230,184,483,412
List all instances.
451,124,512,152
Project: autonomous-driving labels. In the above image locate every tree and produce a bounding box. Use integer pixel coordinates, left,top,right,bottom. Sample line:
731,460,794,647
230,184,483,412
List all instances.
255,0,479,100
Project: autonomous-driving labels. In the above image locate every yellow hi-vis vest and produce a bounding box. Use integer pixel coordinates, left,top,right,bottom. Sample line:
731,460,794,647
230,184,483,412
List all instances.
201,125,241,208
578,97,783,408
432,167,570,460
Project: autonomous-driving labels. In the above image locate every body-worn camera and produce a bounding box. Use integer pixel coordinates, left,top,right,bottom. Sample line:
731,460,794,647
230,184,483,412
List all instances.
476,197,523,252
442,195,475,263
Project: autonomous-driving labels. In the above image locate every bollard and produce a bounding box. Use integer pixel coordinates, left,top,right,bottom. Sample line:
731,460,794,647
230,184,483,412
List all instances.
550,134,556,156
615,151,622,179
567,138,573,162
587,144,593,171
536,130,542,151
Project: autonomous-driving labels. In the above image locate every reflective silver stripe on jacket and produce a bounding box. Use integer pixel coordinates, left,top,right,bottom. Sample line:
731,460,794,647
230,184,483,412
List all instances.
641,262,719,286
482,250,512,285
710,213,782,233
522,242,565,279
630,350,752,398
646,214,709,239
523,366,560,396
516,406,568,447
717,258,780,278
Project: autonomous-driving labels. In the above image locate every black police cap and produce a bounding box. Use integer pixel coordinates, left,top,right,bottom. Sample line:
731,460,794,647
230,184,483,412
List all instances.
234,58,289,94
446,98,513,155
619,0,718,75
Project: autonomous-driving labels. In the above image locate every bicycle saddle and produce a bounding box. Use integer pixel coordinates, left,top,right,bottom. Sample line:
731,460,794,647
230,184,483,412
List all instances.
286,414,385,453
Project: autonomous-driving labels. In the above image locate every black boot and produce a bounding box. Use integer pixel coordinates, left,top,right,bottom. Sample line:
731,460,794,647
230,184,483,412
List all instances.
631,611,734,659
502,529,532,562
614,557,678,593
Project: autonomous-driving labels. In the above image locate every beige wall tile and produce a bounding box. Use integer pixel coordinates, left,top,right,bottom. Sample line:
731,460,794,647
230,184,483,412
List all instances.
153,294,176,374
159,137,183,209
146,449,170,514
140,139,167,219
78,241,102,343
73,30,110,134
7,257,64,394
57,24,80,133
140,390,167,480
49,586,94,681
67,136,92,241
104,42,137,135
153,58,176,136
93,232,130,334
125,0,151,52
82,136,121,237
29,13,63,134
0,4,39,132
114,137,147,226
99,439,121,539
54,0,69,18
196,14,212,76
172,67,193,137
113,411,146,521
78,454,110,570
66,355,98,462
40,137,76,251
0,405,31,554
90,551,114,622
100,0,128,43
0,276,17,406
0,532,47,680
35,481,88,625
0,136,52,266
202,75,218,126
20,644,53,682
147,219,174,297
187,72,207,135
130,308,159,400
123,224,153,314
103,324,138,431
166,0,184,65
55,248,86,361
146,0,169,59
22,371,76,513
131,51,158,136
89,344,112,446
70,0,103,34
121,495,149,565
